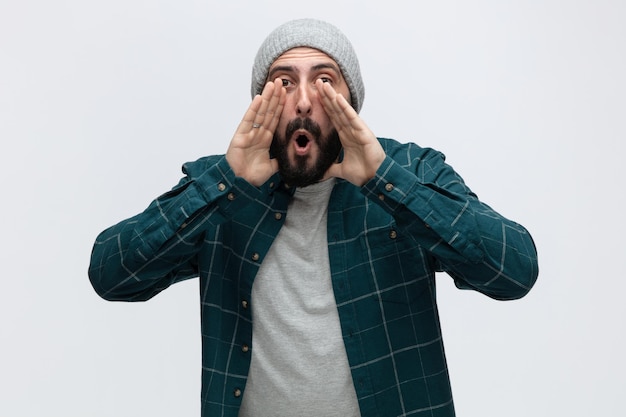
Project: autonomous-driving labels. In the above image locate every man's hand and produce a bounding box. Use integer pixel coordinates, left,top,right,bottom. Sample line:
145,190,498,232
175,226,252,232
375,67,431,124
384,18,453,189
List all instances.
226,79,286,187
318,80,386,187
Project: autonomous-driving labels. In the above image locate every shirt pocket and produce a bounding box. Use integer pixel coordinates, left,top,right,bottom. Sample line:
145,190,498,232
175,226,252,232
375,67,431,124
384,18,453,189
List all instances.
359,227,434,305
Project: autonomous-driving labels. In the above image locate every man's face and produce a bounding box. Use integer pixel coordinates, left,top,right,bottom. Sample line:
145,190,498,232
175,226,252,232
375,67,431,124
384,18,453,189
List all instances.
268,47,352,187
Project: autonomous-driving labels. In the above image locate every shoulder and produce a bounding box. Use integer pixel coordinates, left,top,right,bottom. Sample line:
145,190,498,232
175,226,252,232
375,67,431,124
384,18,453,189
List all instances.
377,137,446,166
181,154,225,179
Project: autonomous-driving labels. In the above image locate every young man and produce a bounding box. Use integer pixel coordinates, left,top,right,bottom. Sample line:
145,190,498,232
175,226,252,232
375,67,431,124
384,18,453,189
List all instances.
89,18,538,417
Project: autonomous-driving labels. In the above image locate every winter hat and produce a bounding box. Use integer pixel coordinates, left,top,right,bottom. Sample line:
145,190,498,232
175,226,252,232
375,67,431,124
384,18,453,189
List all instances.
251,18,365,113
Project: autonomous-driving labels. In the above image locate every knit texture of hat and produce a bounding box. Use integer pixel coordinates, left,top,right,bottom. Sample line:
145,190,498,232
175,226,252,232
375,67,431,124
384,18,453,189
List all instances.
251,18,365,113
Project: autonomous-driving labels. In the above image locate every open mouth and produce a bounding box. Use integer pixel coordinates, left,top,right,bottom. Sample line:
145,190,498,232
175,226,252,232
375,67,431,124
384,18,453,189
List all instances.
295,134,310,148
291,129,314,154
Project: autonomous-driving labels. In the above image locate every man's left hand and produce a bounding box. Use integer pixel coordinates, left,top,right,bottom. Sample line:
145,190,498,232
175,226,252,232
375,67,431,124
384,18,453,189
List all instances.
318,79,386,187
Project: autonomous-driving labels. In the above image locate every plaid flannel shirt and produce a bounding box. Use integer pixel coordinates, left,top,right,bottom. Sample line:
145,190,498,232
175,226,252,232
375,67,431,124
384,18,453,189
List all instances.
89,138,538,416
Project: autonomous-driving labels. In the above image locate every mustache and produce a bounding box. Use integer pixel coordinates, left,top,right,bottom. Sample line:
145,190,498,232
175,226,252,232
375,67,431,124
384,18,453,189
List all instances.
285,118,322,140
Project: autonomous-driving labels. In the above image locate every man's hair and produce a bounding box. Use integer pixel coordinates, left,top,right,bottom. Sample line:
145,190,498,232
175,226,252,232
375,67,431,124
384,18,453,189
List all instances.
251,18,365,113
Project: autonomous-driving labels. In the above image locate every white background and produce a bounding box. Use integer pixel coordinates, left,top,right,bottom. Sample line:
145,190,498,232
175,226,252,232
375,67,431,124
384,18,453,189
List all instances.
1,0,624,415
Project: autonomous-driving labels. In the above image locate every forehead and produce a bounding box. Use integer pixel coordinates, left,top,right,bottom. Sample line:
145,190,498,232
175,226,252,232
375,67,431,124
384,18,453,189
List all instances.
270,47,341,72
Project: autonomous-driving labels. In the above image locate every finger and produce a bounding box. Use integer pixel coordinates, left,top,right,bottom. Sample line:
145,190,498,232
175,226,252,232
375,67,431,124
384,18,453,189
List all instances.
317,79,337,114
249,79,286,134
318,80,357,131
325,161,343,180
237,94,265,134
251,81,277,128
264,79,286,133
269,157,279,174
238,81,276,130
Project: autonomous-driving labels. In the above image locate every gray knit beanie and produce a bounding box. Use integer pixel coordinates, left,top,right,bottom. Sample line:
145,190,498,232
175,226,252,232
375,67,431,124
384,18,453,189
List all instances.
251,18,365,113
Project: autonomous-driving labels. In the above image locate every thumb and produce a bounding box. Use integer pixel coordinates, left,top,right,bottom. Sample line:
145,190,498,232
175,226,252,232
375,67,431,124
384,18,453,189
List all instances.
269,158,279,175
325,162,344,181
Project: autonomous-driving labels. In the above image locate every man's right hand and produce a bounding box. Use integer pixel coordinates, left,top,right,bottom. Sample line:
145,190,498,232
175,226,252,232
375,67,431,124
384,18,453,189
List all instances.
225,79,286,187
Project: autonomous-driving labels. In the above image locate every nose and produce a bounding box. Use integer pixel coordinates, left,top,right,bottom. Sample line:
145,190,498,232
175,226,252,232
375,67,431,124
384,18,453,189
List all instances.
295,84,315,117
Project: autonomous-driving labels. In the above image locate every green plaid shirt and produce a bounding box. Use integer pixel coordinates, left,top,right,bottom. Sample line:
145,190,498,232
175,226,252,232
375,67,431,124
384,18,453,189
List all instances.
89,138,538,417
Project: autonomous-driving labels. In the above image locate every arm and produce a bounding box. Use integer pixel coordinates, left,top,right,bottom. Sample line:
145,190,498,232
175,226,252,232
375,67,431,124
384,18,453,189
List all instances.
318,80,537,300
88,156,262,301
363,145,538,300
89,80,286,301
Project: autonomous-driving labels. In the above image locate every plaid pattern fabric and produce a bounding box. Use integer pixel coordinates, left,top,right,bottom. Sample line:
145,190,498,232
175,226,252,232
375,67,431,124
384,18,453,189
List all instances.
89,138,538,417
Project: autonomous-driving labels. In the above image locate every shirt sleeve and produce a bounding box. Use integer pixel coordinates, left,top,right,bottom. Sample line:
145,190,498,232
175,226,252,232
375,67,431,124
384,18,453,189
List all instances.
88,155,262,301
361,142,538,300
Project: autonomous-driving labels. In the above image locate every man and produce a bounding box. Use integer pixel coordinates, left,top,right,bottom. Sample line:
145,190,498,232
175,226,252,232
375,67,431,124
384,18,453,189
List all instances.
89,18,538,417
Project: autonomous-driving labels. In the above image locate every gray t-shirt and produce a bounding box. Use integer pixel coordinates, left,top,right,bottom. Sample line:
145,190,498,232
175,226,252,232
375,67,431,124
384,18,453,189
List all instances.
239,178,360,417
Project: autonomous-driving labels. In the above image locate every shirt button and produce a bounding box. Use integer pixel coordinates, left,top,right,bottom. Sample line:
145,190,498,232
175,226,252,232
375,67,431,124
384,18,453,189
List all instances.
242,344,250,353
424,223,430,228
227,192,235,201
389,230,397,239
385,183,394,192
234,388,242,398
274,212,282,220
217,183,226,192
378,194,385,201
269,182,275,189
241,300,249,309
251,253,260,261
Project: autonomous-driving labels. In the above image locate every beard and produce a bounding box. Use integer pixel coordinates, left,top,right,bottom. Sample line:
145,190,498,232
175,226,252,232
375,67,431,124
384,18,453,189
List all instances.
270,117,342,188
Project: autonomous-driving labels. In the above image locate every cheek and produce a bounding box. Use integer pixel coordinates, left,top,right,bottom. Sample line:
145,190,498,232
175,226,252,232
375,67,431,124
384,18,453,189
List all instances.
277,102,297,128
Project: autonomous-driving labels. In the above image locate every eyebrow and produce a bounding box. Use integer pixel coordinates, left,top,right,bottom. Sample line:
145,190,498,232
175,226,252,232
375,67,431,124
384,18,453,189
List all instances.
267,62,342,81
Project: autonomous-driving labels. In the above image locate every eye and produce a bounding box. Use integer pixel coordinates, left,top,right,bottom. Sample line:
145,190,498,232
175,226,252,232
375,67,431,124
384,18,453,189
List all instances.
281,78,293,87
319,76,332,84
